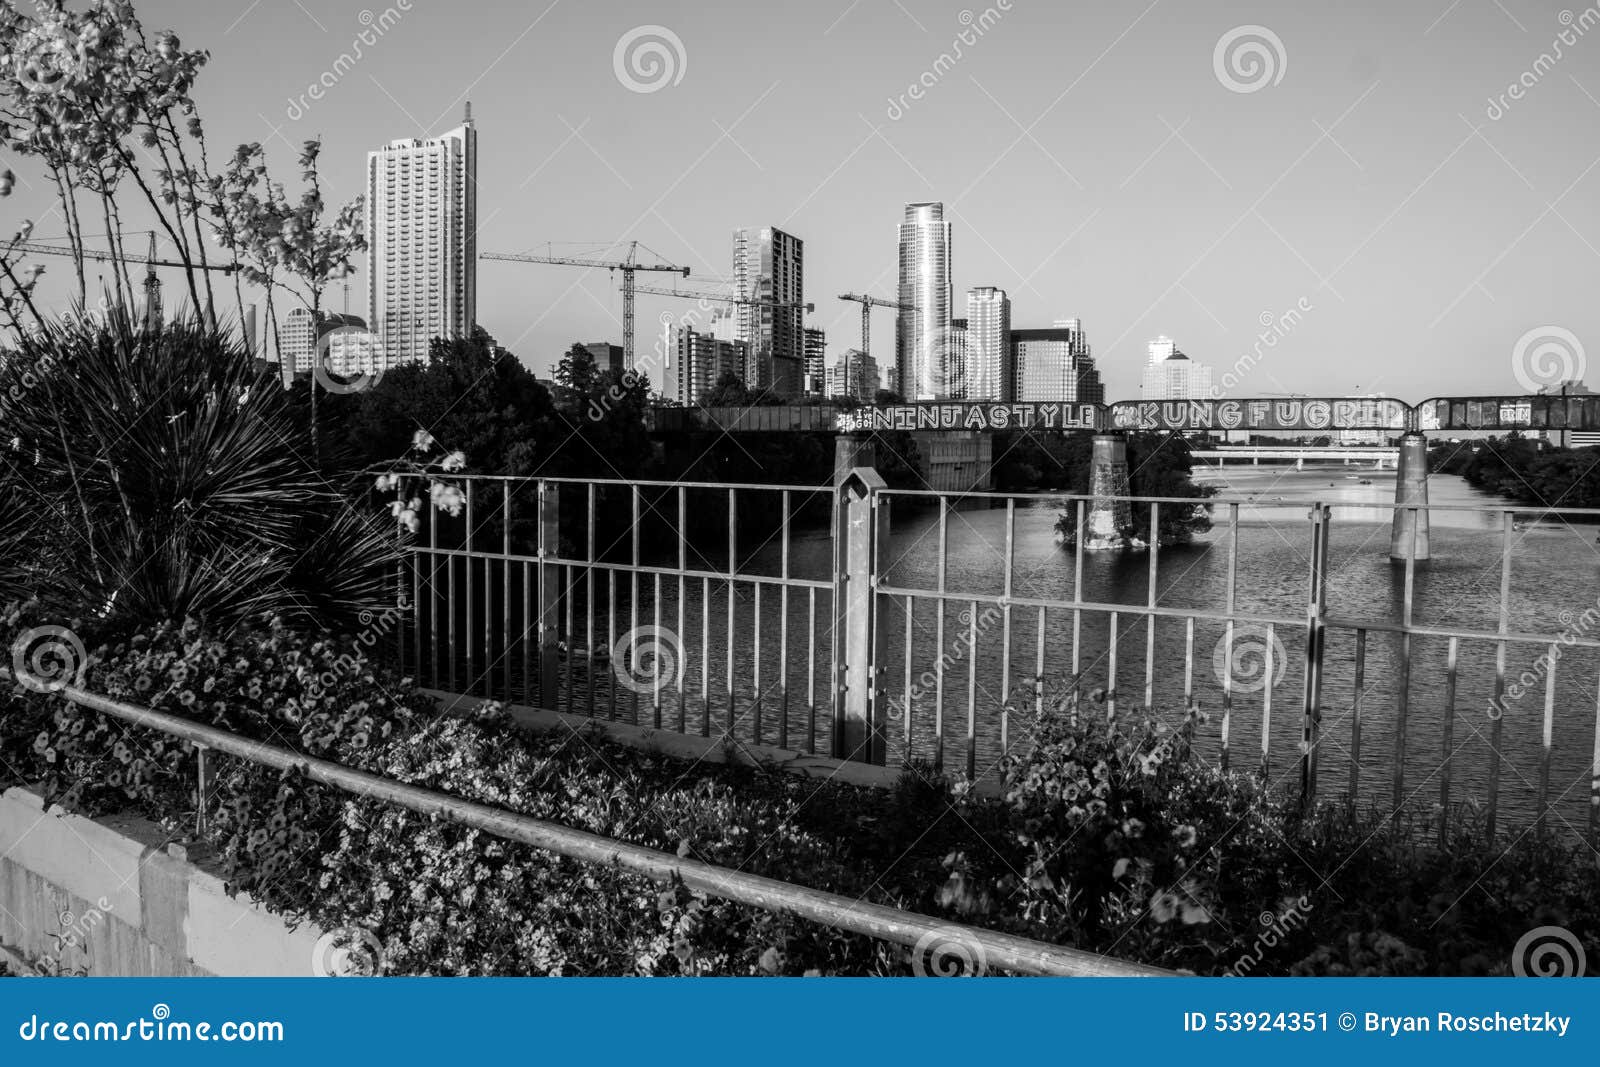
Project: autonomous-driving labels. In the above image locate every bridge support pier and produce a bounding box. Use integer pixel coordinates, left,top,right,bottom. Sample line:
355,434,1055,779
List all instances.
1389,432,1430,561
1085,434,1137,551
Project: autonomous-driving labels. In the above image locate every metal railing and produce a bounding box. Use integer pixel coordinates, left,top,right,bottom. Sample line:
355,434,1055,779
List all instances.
394,471,1600,845
35,676,1162,977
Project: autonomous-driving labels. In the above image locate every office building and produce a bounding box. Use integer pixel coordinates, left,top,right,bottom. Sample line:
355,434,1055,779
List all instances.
1012,319,1102,404
946,318,969,399
827,349,881,402
279,307,368,381
803,327,827,396
366,103,477,371
964,287,1011,401
896,201,952,400
584,342,625,376
1141,337,1214,400
732,226,804,396
671,326,748,405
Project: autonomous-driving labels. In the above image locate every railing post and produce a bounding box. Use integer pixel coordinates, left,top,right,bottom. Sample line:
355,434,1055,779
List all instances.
835,465,889,764
1299,503,1330,810
537,480,561,711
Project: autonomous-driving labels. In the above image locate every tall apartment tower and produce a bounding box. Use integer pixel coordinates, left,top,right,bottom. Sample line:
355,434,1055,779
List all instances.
732,226,804,396
946,318,969,399
671,326,748,405
1012,319,1102,404
896,202,952,400
964,286,1011,401
803,326,827,396
366,103,478,370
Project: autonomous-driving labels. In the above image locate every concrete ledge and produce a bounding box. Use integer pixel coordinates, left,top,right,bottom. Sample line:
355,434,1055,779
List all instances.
0,785,326,976
422,688,908,792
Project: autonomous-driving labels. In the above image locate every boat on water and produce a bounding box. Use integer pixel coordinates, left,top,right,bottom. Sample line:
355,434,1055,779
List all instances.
1358,478,1372,485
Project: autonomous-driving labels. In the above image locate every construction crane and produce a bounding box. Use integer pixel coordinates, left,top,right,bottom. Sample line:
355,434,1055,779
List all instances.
837,292,912,361
481,242,689,368
8,232,239,329
630,282,813,314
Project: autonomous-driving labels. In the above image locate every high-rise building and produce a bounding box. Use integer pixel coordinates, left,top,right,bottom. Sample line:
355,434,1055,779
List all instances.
803,327,827,396
583,342,625,376
366,103,477,371
279,307,368,382
1141,337,1214,400
964,287,1011,401
827,349,881,402
1011,319,1102,404
946,318,969,399
732,226,804,396
671,326,748,405
896,201,952,400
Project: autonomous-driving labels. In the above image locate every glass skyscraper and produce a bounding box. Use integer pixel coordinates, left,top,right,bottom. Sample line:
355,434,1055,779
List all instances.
896,202,952,400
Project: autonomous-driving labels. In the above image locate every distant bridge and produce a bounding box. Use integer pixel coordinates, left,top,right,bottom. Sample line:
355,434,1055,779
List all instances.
1192,445,1398,468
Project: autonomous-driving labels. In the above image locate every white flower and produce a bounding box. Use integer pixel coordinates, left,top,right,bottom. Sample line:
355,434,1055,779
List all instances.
411,429,434,453
440,450,466,472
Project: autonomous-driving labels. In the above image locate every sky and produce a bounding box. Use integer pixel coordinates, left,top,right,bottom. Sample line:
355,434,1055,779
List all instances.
10,0,1600,402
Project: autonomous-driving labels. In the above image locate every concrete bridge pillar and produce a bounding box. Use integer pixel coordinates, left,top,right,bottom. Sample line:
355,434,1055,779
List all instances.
1085,433,1136,550
1389,432,1430,561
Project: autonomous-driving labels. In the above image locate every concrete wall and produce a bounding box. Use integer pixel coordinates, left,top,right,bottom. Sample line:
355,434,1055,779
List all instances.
0,786,323,976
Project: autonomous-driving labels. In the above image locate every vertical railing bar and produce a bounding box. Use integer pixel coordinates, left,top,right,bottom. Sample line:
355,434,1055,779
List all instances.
780,490,791,750
1107,611,1119,719
1001,498,1015,755
903,595,915,752
1440,635,1458,845
653,572,663,730
631,486,641,725
465,479,474,695
1072,499,1085,679
727,489,737,739
608,570,617,720
1261,621,1274,779
1350,628,1366,800
503,482,512,700
1395,505,1417,814
1034,606,1047,721
1145,502,1158,710
1539,649,1555,837
1488,510,1512,837
520,559,531,704
678,486,688,734
447,497,458,694
934,497,948,770
586,483,597,717
807,586,818,752
1300,504,1329,811
753,581,763,744
1221,502,1239,772
701,575,711,738
564,562,575,713
1183,616,1195,709
966,599,978,780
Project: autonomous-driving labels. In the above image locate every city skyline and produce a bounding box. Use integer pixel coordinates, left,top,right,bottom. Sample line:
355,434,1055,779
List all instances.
8,0,1600,403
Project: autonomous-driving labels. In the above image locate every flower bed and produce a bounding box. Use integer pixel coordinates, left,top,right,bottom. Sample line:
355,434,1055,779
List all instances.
3,605,1596,976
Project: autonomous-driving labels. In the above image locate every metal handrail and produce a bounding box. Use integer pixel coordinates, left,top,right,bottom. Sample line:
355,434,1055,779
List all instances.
47,679,1167,978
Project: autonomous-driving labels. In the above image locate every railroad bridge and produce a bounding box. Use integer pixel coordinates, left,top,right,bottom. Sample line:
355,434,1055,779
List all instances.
649,393,1597,559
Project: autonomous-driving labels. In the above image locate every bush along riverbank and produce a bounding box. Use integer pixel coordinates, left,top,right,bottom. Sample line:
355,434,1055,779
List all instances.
3,603,1596,976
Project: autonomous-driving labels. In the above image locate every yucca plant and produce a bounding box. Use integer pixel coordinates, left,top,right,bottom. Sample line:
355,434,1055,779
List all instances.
0,306,397,631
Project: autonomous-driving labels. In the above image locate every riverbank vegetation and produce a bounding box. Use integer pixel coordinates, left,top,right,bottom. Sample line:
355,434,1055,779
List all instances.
1431,435,1600,509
